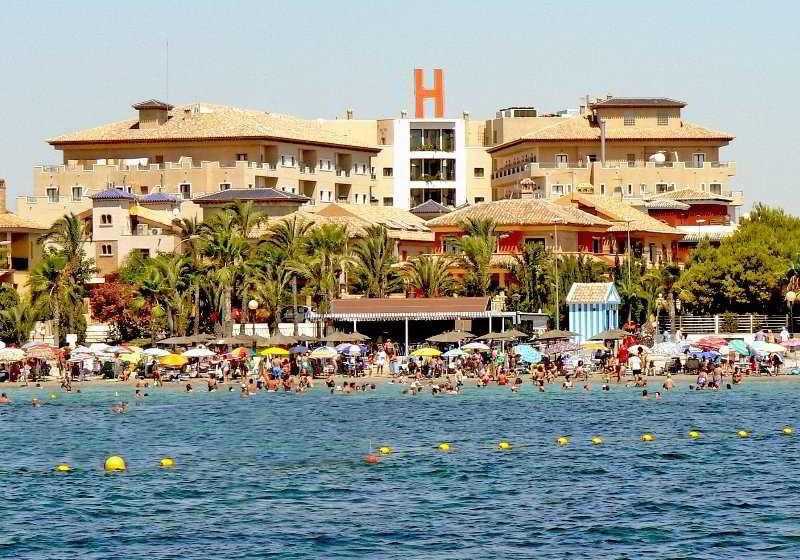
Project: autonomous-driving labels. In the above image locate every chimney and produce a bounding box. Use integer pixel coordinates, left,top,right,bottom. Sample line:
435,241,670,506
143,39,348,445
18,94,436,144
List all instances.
462,110,470,121
132,99,174,129
346,108,353,120
0,178,6,213
400,110,408,119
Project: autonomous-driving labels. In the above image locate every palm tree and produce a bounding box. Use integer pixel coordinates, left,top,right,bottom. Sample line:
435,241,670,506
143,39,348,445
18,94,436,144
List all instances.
228,200,267,238
266,215,314,259
0,299,38,345
202,228,251,336
785,253,800,292
29,253,69,347
42,213,88,263
173,216,205,335
294,223,349,312
461,217,497,239
350,225,402,297
504,242,548,312
402,254,455,297
457,234,494,296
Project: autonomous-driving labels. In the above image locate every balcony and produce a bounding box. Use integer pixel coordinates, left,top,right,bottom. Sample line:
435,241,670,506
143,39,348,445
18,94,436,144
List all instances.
335,166,351,178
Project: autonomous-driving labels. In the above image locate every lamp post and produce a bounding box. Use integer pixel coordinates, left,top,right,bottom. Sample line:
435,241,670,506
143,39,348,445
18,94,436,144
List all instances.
786,291,796,336
248,299,259,337
655,293,665,342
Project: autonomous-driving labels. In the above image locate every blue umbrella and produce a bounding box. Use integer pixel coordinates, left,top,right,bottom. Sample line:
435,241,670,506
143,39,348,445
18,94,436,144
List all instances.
691,350,720,360
513,344,542,364
289,345,309,354
443,348,467,358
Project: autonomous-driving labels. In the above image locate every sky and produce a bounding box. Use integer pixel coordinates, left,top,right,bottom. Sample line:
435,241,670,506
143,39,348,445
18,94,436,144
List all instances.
1,0,798,211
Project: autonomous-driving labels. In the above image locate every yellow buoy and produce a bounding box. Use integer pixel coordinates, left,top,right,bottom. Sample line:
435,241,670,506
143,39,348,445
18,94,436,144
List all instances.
377,446,393,455
49,393,58,399
55,464,72,472
780,426,795,436
556,436,570,446
436,442,451,451
590,437,604,445
104,456,127,471
159,457,175,468
498,440,512,450
688,430,702,439
641,433,655,442
737,430,750,438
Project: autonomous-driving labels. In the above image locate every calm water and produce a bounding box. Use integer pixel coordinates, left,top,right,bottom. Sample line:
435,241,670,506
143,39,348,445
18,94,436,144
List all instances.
1,382,799,559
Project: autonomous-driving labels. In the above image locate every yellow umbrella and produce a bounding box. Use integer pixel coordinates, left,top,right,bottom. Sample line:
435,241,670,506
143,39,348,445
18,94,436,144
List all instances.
124,345,144,353
411,347,442,357
259,347,290,356
119,352,142,364
159,354,188,367
581,341,605,350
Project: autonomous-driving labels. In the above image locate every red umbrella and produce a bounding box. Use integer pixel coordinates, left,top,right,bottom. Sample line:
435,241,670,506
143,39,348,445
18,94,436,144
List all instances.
695,336,727,349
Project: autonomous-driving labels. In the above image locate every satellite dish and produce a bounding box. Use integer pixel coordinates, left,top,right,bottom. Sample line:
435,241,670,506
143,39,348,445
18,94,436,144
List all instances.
172,208,180,217
649,151,666,164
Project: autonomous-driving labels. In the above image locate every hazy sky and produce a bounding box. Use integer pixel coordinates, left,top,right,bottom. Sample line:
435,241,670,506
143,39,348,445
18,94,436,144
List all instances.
1,0,798,211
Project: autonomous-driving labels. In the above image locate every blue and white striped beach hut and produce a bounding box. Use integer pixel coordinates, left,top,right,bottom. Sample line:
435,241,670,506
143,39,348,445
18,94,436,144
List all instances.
566,283,621,342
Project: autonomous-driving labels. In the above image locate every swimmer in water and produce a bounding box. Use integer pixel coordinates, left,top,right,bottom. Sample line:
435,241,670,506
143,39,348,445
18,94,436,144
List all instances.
655,391,662,399
111,402,129,414
185,383,193,393
135,389,142,398
602,384,610,391
31,397,42,407
642,389,649,399
0,393,11,404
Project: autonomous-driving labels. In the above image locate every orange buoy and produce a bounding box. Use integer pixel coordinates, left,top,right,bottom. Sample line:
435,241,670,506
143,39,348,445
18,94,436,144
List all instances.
363,454,380,464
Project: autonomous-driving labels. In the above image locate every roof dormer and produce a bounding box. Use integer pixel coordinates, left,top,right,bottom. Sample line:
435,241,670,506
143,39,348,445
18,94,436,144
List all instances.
132,99,174,129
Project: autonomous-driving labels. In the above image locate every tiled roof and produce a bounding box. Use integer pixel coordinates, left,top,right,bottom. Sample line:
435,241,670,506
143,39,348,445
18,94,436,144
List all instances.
410,199,452,215
590,97,686,108
256,204,433,242
139,192,179,204
127,205,175,228
566,282,620,304
426,199,611,228
132,99,174,110
0,212,48,231
89,187,137,200
648,188,733,203
193,188,309,204
555,194,681,235
679,231,732,243
643,199,691,210
487,116,733,152
49,102,379,152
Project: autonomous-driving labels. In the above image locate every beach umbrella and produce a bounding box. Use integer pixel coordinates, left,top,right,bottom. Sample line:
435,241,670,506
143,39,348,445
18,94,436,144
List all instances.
323,331,362,343
156,335,195,346
0,341,5,350
260,333,298,346
289,345,309,354
651,342,682,356
0,348,25,363
182,347,216,358
25,345,59,360
339,344,361,356
535,329,579,341
545,341,581,354
694,336,727,349
230,347,254,358
233,334,272,347
691,350,721,360
781,338,800,348
105,345,132,354
143,347,170,357
89,343,111,354
442,348,467,358
159,354,188,367
349,331,371,342
309,346,338,359
462,341,490,351
581,341,605,350
119,352,143,364
411,347,442,357
513,344,542,364
727,339,750,355
589,328,629,341
259,347,290,357
427,330,474,344
627,344,651,354
752,341,786,354
294,334,318,343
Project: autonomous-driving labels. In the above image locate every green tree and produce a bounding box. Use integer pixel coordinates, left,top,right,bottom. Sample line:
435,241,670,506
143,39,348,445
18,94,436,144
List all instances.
349,225,402,297
201,228,251,336
0,299,38,345
504,243,549,313
402,254,455,297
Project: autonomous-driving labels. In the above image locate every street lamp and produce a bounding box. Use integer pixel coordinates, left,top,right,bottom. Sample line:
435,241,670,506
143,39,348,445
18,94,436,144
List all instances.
786,291,796,335
655,293,665,341
248,299,259,337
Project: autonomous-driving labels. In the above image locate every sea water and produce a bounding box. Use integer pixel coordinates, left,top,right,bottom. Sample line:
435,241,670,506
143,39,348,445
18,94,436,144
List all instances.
0,382,799,559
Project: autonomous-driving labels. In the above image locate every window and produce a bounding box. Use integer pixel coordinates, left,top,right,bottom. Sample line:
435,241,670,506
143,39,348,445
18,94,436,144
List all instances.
236,153,248,161
692,153,706,168
586,154,597,163
474,197,485,203
474,167,485,178
709,183,722,194
657,112,669,126
409,129,423,150
71,186,83,201
140,186,149,195
623,111,635,126
443,237,460,254
280,155,295,166
46,187,59,203
492,130,498,144
100,214,112,225
627,154,636,167
592,238,602,253
600,184,606,195
551,184,565,195
655,183,670,194
627,184,633,196
555,154,568,165
100,244,113,256
179,183,191,199
441,129,455,151
640,184,648,195
219,183,231,191
382,167,393,177
383,197,394,206
524,237,546,249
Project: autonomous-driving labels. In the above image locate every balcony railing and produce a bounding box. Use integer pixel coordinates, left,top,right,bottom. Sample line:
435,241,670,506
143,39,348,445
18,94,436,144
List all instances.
335,167,351,177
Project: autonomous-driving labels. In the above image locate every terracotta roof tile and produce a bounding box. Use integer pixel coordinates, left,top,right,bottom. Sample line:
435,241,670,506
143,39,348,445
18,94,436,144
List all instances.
566,282,617,304
555,194,681,235
426,199,611,228
648,188,733,203
0,212,48,231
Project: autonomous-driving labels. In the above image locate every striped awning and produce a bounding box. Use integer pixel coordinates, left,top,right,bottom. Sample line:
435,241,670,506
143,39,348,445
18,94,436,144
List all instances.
308,311,517,322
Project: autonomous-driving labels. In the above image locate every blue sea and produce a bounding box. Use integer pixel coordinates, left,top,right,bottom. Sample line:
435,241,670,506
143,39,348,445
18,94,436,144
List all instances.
1,381,799,559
